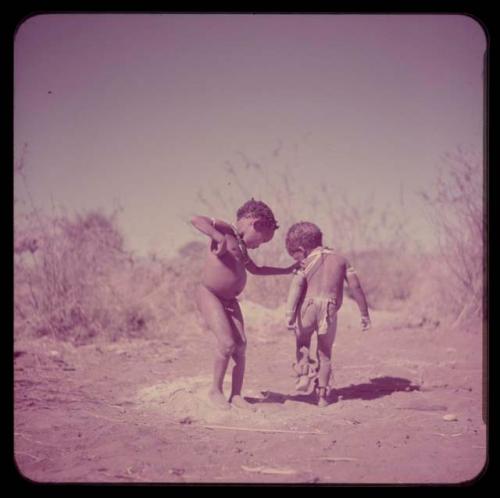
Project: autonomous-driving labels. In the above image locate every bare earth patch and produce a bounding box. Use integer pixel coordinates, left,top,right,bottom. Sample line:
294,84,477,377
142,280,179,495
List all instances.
14,301,487,484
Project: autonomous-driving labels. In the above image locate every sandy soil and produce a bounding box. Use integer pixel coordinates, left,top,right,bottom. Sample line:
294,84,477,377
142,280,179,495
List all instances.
14,299,487,484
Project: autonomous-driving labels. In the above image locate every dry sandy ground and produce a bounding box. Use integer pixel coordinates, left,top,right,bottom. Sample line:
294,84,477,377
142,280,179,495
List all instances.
14,299,487,485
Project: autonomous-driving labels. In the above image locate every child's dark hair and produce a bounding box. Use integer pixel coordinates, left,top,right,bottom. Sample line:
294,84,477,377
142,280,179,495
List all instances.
286,222,323,254
237,199,279,231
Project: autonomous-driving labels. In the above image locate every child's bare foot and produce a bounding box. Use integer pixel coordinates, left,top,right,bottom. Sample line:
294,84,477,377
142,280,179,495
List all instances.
317,396,329,408
317,387,329,407
295,375,312,392
208,390,231,411
230,395,257,412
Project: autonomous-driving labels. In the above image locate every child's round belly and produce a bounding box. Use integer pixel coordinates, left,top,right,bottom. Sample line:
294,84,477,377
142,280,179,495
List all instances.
201,258,247,299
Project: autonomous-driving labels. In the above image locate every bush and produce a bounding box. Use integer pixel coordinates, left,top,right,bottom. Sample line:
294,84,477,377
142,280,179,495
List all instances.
14,209,148,344
420,147,484,327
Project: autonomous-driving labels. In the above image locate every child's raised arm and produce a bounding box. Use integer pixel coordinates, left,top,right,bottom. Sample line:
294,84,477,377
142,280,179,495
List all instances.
190,215,227,256
345,262,371,331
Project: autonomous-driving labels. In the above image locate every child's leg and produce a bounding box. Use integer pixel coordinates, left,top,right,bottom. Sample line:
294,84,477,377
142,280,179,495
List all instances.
226,301,246,395
317,335,334,389
295,301,316,373
223,301,255,411
295,331,312,365
195,285,241,409
316,314,337,405
292,325,315,391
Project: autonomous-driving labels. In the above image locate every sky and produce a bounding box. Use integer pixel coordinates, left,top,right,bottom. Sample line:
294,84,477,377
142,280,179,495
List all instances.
14,14,486,257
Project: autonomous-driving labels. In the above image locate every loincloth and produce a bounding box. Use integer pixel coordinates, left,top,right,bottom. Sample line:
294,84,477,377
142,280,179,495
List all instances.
299,295,338,336
219,296,240,314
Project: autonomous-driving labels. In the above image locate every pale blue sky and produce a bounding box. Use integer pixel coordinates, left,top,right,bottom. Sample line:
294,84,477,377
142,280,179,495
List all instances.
14,14,486,256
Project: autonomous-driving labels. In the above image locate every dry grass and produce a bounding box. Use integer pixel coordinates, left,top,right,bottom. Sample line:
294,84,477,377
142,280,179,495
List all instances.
14,147,202,344
419,147,484,328
14,205,208,344
15,208,137,343
14,143,484,345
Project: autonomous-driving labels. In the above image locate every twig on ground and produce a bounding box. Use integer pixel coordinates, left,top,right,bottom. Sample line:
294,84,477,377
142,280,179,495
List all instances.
14,432,60,447
241,465,297,475
396,405,447,412
200,424,326,435
431,432,464,437
81,411,128,424
15,451,43,462
318,457,359,462
336,365,373,370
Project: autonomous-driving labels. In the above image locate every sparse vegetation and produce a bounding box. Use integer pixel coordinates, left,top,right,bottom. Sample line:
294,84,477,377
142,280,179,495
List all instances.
419,147,484,329
14,149,198,344
14,143,484,344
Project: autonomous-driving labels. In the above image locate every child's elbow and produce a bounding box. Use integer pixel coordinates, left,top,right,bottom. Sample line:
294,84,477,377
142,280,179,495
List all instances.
190,216,201,227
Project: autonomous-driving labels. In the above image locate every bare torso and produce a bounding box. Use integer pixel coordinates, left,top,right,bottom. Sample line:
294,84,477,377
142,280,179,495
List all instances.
200,233,248,299
305,253,347,309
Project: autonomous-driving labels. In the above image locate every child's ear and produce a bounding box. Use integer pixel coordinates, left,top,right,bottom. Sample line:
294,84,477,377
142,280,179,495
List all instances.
253,219,265,231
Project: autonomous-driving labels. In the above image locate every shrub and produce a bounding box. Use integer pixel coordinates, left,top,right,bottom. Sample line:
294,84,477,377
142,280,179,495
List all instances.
420,147,484,327
14,209,145,344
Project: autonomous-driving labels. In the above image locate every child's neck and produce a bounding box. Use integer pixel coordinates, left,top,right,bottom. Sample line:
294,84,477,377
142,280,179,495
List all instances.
305,246,323,258
231,221,247,249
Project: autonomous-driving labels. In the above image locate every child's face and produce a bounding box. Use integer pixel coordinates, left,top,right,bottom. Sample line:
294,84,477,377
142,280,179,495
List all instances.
243,219,275,249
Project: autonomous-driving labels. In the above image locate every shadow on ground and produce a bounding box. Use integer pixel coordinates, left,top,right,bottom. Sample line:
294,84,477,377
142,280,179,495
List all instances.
246,376,420,406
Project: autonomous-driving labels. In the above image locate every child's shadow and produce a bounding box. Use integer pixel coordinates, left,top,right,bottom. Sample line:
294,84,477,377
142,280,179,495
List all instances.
246,376,420,407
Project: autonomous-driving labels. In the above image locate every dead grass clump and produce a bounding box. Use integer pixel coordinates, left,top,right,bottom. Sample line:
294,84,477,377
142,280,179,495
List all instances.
14,209,153,344
420,147,484,329
344,249,417,311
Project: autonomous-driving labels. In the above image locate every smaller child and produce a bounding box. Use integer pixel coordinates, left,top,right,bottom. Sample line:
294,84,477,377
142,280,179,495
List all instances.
285,222,371,407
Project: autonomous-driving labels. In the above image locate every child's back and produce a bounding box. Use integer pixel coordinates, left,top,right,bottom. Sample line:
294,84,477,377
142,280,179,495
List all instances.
305,252,350,310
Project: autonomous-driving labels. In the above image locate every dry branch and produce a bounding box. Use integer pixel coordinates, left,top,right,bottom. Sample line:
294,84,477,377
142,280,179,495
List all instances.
241,465,297,475
200,424,326,435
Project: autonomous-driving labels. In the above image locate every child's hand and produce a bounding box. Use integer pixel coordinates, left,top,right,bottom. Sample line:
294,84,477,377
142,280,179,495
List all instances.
292,261,303,271
360,315,371,331
285,313,297,332
212,235,227,256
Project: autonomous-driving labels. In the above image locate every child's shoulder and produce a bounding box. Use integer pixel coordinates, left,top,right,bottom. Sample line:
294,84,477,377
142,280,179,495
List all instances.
325,252,352,272
325,250,348,263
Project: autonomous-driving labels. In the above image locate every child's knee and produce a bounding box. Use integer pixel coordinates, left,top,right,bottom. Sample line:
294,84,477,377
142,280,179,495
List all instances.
296,335,311,350
216,340,237,359
233,341,247,358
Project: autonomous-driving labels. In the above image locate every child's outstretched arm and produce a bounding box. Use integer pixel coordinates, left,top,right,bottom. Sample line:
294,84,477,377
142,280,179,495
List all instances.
345,263,371,331
245,257,299,276
190,215,227,256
